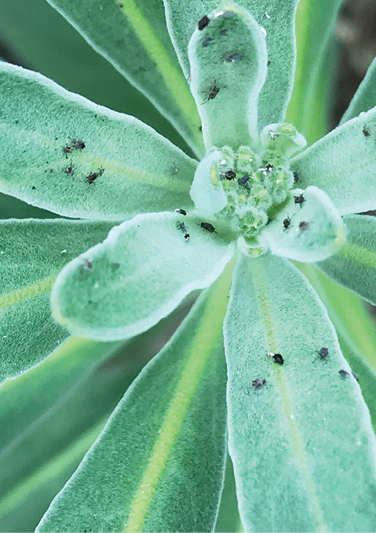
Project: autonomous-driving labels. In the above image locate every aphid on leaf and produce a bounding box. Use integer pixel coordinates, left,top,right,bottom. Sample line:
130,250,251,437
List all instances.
83,258,93,271
283,217,291,230
294,193,305,207
268,352,284,365
63,163,74,176
112,263,120,270
225,53,243,62
299,221,309,231
351,370,359,382
238,175,250,185
201,222,216,233
177,221,188,233
184,233,190,242
72,139,86,150
293,171,299,183
175,208,187,215
252,378,266,390
220,28,228,36
63,144,73,156
208,84,220,101
339,369,349,378
203,37,213,47
363,126,371,137
198,15,210,30
319,347,329,359
86,171,100,184
224,170,236,180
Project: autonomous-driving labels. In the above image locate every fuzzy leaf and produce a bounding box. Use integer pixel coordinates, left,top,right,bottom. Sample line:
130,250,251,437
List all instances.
0,219,113,383
163,0,299,129
45,0,204,157
37,275,232,532
188,4,267,149
51,212,235,341
224,253,376,532
291,107,376,215
0,63,196,221
260,186,344,262
316,215,376,306
341,57,376,124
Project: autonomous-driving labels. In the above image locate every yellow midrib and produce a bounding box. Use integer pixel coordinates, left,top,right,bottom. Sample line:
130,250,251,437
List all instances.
124,260,234,532
337,241,376,270
0,274,56,310
252,258,326,531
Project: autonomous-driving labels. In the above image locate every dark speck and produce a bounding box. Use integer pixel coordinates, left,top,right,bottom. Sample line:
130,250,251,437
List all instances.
267,60,271,66
112,263,120,270
293,171,299,183
319,347,329,359
201,222,216,233
175,208,187,215
252,378,266,390
32,186,36,190
220,29,228,36
294,193,305,207
73,139,85,150
299,221,309,231
198,15,210,30
363,126,371,137
203,37,213,47
238,175,249,185
339,369,349,378
224,170,236,180
119,2,124,6
225,53,243,62
83,259,93,271
272,353,284,365
199,125,202,132
351,370,359,382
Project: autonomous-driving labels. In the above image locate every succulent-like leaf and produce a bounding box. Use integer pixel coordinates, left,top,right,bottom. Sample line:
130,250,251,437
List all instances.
0,63,196,221
163,0,299,129
291,107,376,215
45,0,204,157
51,212,235,341
0,219,113,383
215,456,242,533
37,274,232,532
188,4,267,149
341,57,376,124
224,253,376,532
316,215,376,306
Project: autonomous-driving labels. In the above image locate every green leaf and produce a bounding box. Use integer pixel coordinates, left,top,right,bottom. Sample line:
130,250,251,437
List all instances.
163,0,299,130
215,455,243,533
287,0,344,142
52,211,235,341
45,0,204,158
187,4,267,149
0,300,190,532
0,62,197,220
315,215,376,306
341,57,376,124
224,253,376,532
0,218,113,383
37,269,233,532
291,107,376,215
260,185,344,262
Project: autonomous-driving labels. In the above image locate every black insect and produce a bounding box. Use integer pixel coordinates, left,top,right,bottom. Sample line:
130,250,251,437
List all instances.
265,163,273,172
177,221,188,233
224,170,236,180
319,347,329,359
203,37,213,47
201,222,216,233
225,53,243,62
86,171,100,184
267,60,271,66
72,139,86,150
283,217,291,230
339,369,349,378
198,15,210,30
175,208,187,215
208,84,220,101
299,221,309,231
184,233,190,242
112,263,120,270
83,258,93,270
363,126,371,137
31,186,36,190
351,370,359,382
63,163,74,176
294,193,305,207
98,168,105,176
252,378,266,390
238,175,250,185
220,29,228,36
272,353,284,365
63,144,73,156
293,171,299,183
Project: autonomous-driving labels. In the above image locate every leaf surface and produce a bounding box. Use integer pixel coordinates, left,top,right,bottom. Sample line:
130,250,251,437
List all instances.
316,215,376,306
163,0,299,130
45,0,204,157
291,107,376,215
224,253,376,532
0,63,196,220
51,212,235,341
0,218,113,383
37,271,232,532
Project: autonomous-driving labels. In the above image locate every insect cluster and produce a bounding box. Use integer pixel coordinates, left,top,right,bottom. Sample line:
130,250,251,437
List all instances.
61,138,105,184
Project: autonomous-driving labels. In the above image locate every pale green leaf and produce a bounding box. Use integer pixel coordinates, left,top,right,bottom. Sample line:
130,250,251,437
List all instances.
37,270,233,532
0,302,189,532
45,0,204,157
188,4,267,149
316,215,376,306
0,218,113,383
287,0,344,142
52,212,235,341
224,253,376,532
260,185,344,262
0,63,196,220
291,107,376,215
215,455,242,533
341,57,376,124
163,0,299,129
